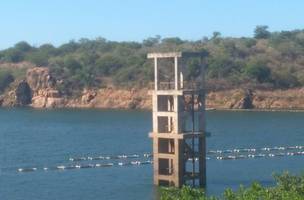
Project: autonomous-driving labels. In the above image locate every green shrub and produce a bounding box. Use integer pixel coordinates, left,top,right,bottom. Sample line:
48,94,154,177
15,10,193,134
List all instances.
160,173,304,200
14,41,32,52
254,25,271,39
0,71,14,93
2,48,24,63
161,186,207,200
25,51,49,67
271,69,299,88
244,61,271,83
96,55,123,75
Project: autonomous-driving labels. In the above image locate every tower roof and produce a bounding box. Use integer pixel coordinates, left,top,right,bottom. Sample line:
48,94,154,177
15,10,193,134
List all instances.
147,51,206,59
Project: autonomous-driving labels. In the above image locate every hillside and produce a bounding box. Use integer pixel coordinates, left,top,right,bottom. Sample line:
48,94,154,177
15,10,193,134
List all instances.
1,26,304,109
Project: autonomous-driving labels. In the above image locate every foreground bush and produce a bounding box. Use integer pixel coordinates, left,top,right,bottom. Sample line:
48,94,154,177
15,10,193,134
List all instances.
160,172,304,200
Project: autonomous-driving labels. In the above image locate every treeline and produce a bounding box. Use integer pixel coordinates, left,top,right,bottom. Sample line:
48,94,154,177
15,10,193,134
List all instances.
1,26,304,95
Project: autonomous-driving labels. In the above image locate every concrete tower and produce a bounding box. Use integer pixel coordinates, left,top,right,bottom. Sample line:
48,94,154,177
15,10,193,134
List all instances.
148,52,206,188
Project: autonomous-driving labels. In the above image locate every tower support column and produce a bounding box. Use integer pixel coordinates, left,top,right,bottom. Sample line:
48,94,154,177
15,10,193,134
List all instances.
148,52,206,188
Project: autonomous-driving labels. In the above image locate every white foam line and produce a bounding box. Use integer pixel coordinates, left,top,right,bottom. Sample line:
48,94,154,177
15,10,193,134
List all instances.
68,145,304,163
69,154,140,162
17,160,154,173
17,149,304,173
207,145,304,155
214,151,304,160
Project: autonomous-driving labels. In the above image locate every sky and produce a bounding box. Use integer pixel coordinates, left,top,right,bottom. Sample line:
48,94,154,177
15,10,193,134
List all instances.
0,0,303,49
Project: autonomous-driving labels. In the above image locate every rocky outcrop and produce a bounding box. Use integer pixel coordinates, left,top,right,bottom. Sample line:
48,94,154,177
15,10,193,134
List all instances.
66,88,151,109
31,89,65,108
207,89,252,109
1,90,16,106
0,67,151,109
26,67,55,91
231,89,254,109
1,66,304,110
0,80,32,107
206,88,304,110
26,67,64,108
81,89,97,104
252,89,304,110
64,87,304,110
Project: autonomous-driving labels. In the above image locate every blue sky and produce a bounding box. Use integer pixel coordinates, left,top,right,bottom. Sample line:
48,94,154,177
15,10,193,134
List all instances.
0,0,303,49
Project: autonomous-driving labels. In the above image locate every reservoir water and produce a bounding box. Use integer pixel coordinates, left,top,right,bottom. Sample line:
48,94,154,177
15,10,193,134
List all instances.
1,108,304,200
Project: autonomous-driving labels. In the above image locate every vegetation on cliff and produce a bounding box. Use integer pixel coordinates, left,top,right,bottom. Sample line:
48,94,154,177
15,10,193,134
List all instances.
160,172,304,200
1,26,304,96
0,70,14,92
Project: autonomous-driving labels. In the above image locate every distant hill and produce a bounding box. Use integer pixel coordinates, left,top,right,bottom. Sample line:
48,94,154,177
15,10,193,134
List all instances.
1,26,304,96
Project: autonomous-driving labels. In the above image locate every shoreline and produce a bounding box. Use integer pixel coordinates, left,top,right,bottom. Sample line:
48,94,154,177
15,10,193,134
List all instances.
1,106,304,112
207,108,304,112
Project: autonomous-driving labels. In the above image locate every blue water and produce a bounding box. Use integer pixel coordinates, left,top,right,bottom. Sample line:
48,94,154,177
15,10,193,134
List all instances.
0,108,304,200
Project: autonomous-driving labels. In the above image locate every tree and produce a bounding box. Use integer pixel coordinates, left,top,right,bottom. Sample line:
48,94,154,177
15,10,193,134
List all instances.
212,31,221,39
185,58,201,80
39,44,58,56
2,48,24,63
143,35,161,47
244,61,271,83
211,32,222,44
59,40,79,53
79,52,98,66
63,56,82,74
243,38,257,48
207,55,234,79
254,25,271,39
26,51,49,66
71,66,95,87
14,41,32,52
271,69,299,88
0,71,14,93
96,55,123,75
162,37,184,45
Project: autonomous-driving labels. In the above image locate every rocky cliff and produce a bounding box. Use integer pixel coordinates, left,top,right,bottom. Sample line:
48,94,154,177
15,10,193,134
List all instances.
0,67,151,109
26,67,65,108
66,88,151,109
1,67,304,110
207,88,304,110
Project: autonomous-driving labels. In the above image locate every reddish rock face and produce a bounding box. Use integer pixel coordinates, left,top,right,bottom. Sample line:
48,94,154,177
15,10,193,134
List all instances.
26,67,64,108
205,88,304,110
26,67,55,92
2,67,304,110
